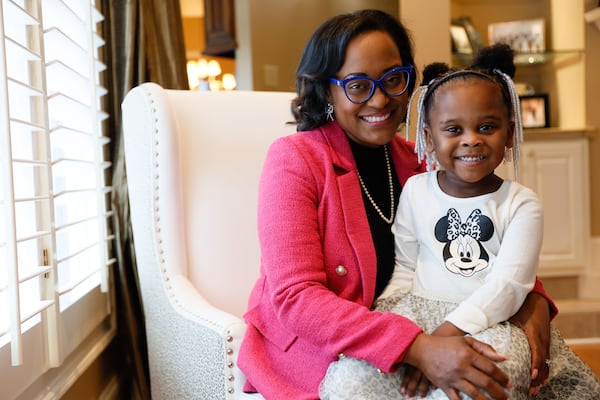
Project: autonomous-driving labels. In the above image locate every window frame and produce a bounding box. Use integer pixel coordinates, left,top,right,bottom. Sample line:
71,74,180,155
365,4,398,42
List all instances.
0,0,114,398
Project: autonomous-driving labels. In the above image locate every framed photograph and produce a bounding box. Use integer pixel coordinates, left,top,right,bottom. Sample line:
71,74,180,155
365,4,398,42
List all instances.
454,17,484,52
450,24,473,54
488,18,545,53
520,94,549,128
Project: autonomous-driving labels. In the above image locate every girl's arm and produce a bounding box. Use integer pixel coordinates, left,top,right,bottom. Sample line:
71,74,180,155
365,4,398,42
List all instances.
445,185,543,334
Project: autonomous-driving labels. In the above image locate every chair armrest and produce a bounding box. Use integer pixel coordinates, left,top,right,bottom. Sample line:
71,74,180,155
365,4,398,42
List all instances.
169,275,249,398
137,264,249,398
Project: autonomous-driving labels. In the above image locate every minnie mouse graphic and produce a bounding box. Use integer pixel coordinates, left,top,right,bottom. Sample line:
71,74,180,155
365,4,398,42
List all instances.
434,208,493,277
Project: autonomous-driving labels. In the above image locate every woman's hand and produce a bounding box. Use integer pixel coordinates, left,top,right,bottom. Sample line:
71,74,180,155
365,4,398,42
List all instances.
508,291,551,397
403,333,511,400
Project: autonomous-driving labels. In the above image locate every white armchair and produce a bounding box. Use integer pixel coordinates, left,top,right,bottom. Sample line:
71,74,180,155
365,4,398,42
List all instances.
121,83,296,399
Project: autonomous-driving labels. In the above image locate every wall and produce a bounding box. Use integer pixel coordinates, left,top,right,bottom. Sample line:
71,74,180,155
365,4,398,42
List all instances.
585,0,600,236
234,0,398,91
399,0,450,82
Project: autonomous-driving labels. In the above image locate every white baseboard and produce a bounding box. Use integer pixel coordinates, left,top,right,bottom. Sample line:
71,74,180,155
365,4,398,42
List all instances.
565,337,600,346
580,236,600,299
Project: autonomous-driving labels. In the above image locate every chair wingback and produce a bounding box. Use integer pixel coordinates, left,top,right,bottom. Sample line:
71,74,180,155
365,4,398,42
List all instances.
122,82,296,399
173,87,297,318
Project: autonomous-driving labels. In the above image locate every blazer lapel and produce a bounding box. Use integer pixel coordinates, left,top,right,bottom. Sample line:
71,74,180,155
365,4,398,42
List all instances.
321,122,378,306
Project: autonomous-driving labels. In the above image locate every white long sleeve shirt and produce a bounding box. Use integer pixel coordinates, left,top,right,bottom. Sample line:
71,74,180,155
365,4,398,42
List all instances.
382,171,543,335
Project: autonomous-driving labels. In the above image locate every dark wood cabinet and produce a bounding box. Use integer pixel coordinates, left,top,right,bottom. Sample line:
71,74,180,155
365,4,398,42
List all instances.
203,0,236,56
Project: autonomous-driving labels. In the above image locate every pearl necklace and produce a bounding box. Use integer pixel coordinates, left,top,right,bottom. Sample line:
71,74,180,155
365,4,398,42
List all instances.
356,145,395,224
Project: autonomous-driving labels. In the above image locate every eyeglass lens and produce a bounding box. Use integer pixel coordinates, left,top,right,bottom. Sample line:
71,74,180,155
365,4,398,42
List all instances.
344,70,410,103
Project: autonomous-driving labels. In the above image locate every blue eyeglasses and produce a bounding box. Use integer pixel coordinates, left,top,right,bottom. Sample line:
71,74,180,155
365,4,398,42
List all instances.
329,65,414,104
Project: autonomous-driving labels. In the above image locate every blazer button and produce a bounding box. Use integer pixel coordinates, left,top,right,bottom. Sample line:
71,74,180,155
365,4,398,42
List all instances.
335,265,347,276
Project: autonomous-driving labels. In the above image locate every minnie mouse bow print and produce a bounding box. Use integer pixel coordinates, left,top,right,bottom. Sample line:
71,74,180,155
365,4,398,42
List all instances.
434,208,494,277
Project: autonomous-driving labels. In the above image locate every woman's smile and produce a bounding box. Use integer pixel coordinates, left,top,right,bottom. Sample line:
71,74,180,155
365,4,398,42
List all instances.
361,111,393,124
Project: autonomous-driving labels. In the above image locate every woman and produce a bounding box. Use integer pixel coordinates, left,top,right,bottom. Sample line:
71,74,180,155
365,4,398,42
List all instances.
238,9,556,400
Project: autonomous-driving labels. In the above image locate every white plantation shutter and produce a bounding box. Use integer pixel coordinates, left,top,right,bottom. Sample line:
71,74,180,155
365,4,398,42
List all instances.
0,0,114,397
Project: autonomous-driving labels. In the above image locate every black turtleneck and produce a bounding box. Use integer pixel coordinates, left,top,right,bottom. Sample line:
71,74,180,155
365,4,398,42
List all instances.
348,139,401,301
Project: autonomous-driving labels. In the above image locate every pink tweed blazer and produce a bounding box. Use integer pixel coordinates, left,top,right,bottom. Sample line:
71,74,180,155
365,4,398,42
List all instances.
238,122,426,399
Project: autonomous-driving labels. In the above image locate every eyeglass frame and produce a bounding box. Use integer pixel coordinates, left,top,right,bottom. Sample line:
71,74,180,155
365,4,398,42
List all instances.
328,65,414,104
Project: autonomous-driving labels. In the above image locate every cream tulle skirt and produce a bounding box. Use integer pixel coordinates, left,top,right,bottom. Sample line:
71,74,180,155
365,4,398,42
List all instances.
319,292,600,400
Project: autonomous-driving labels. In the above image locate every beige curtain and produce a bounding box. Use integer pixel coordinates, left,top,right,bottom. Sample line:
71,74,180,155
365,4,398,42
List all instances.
101,0,189,398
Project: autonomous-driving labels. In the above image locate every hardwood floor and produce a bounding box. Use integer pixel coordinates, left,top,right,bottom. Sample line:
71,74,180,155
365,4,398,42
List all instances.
568,341,600,380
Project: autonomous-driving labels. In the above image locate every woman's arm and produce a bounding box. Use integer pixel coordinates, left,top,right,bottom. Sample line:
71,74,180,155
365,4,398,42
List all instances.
509,290,551,396
530,277,558,320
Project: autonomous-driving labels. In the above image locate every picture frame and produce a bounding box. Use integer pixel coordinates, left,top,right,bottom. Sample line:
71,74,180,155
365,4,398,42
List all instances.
450,17,483,55
520,94,550,128
455,17,484,52
488,18,545,53
450,24,473,54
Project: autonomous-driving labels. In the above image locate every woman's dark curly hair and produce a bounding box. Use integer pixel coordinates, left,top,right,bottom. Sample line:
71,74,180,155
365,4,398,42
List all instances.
291,9,416,131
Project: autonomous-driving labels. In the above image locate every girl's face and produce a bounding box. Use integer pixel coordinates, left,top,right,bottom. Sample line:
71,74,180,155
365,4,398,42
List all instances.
330,30,409,148
425,78,514,197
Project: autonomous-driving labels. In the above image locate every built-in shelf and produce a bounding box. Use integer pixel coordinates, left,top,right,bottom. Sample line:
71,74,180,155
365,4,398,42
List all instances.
585,7,600,31
453,50,583,67
523,126,595,141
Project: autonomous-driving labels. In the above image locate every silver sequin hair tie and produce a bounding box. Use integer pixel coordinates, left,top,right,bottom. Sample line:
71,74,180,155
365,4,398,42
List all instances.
493,68,524,182
405,82,433,170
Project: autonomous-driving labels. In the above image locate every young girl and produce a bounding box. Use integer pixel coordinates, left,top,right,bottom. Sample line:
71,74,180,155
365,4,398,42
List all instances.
319,44,600,400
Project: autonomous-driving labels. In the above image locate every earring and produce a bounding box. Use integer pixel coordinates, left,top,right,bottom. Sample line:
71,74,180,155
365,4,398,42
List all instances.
326,103,334,121
504,146,513,162
426,151,438,172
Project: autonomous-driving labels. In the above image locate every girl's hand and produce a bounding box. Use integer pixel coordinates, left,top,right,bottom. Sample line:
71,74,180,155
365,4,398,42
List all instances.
508,292,551,397
400,321,468,397
403,333,511,400
400,365,430,398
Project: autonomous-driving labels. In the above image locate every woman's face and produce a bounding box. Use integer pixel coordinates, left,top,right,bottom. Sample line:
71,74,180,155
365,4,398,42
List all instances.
330,30,409,148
